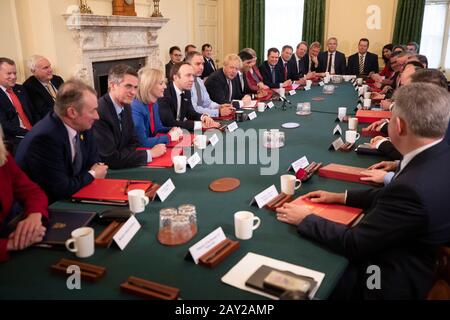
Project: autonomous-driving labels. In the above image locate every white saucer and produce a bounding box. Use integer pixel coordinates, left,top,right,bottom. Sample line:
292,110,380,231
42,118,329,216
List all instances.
296,111,312,116
282,122,300,129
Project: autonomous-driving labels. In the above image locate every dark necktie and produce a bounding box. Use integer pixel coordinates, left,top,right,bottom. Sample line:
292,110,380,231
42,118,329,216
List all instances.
227,79,233,102
118,110,124,132
194,78,204,106
359,55,365,75
73,134,83,176
239,73,245,92
177,92,183,121
298,59,302,74
327,53,333,73
209,59,215,71
284,63,288,81
271,66,276,83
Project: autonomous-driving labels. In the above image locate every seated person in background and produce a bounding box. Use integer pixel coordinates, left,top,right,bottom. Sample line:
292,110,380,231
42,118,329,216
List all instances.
205,54,252,106
307,42,322,74
318,37,347,75
370,43,393,83
259,48,292,89
15,79,108,203
184,44,197,60
347,38,379,76
165,46,183,80
186,51,234,117
132,67,181,148
23,55,64,120
94,64,165,169
242,48,269,93
407,41,420,54
0,57,37,153
0,126,48,263
277,45,297,82
392,45,406,54
201,44,216,80
288,42,309,84
408,54,428,69
159,62,219,131
276,83,450,299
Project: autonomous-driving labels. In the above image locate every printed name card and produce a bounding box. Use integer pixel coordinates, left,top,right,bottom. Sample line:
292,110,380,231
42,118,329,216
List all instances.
333,124,343,136
289,156,309,173
188,227,227,264
329,138,345,151
267,101,275,109
209,134,220,146
250,185,279,209
304,86,311,91
319,81,325,86
289,90,297,96
113,215,141,251
156,178,175,202
187,152,201,169
248,111,257,121
227,122,238,133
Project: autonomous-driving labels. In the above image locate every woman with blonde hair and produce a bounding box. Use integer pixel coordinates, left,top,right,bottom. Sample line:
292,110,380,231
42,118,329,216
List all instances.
0,125,48,262
131,67,181,148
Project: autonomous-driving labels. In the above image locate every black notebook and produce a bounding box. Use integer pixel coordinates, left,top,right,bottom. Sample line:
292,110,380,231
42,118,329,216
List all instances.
35,208,97,248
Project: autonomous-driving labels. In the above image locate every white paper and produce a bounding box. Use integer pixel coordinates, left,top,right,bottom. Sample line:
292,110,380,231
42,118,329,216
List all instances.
319,81,325,86
113,215,141,251
253,185,278,209
289,90,296,96
292,156,309,173
304,86,311,91
221,252,325,300
333,124,342,135
291,83,300,90
248,111,257,121
227,122,238,133
209,133,220,146
189,227,227,264
267,102,275,109
156,178,175,202
187,152,201,169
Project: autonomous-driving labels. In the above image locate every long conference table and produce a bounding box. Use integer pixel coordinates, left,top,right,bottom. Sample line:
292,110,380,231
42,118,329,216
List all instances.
0,82,388,300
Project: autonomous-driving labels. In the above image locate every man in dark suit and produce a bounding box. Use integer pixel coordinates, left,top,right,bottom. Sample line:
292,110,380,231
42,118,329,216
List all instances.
289,42,309,82
347,38,379,76
205,54,251,105
94,64,165,170
23,55,64,121
277,45,297,82
201,43,216,80
0,57,37,153
259,48,292,89
276,83,450,299
15,80,108,203
318,37,347,75
165,46,182,80
159,62,219,131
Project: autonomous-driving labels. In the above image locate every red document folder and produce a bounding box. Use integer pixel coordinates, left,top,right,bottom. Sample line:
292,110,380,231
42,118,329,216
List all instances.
72,179,153,205
356,110,391,123
156,133,196,148
137,148,183,168
361,128,388,138
318,163,377,186
290,198,363,226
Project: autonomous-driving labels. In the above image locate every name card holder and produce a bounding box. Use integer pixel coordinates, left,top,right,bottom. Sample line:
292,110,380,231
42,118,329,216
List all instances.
120,276,180,300
51,259,106,282
265,193,293,211
339,142,355,152
95,221,125,248
198,238,240,268
296,162,323,182
146,183,160,202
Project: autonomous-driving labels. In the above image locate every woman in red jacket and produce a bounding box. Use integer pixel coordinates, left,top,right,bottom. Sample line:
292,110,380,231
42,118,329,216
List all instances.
0,127,48,262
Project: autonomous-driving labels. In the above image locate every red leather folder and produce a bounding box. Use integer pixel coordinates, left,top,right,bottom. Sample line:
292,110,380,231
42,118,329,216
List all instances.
356,110,391,123
290,197,363,226
257,90,273,102
140,148,183,168
361,128,388,138
213,114,235,121
318,163,376,186
156,133,196,148
72,179,153,205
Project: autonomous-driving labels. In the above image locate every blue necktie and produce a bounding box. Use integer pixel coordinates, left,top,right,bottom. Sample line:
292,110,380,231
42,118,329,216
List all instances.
73,134,83,176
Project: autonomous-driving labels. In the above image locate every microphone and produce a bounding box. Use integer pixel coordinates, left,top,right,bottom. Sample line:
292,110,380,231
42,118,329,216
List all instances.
279,95,292,104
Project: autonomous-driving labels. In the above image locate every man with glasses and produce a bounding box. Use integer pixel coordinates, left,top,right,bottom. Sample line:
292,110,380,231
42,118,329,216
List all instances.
94,64,165,169
165,46,183,80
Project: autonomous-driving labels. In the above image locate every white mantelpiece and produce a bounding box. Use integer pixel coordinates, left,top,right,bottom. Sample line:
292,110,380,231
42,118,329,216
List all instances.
62,14,169,85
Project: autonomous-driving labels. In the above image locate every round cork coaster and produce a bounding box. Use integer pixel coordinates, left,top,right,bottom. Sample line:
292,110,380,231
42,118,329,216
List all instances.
209,178,241,193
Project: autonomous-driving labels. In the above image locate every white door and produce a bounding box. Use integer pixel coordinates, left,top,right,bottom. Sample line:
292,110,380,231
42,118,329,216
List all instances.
194,0,221,67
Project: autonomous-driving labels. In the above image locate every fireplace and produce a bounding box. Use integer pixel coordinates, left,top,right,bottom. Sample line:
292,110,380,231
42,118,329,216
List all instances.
92,57,146,96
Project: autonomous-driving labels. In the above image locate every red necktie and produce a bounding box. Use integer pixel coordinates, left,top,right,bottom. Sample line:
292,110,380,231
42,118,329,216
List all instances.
6,88,32,130
284,63,288,81
148,103,155,135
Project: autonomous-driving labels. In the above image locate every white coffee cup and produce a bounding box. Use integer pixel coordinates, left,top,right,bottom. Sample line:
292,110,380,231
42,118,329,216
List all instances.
257,102,266,112
234,211,261,240
363,98,372,108
280,175,302,195
306,80,313,87
173,155,187,174
338,107,347,119
65,227,95,258
128,189,149,214
279,88,286,98
348,117,359,131
364,92,372,99
358,87,365,96
357,78,363,86
345,130,361,143
194,135,207,149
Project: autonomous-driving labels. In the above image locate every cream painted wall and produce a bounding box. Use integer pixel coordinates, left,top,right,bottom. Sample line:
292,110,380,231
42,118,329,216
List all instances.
325,0,398,62
223,0,239,58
